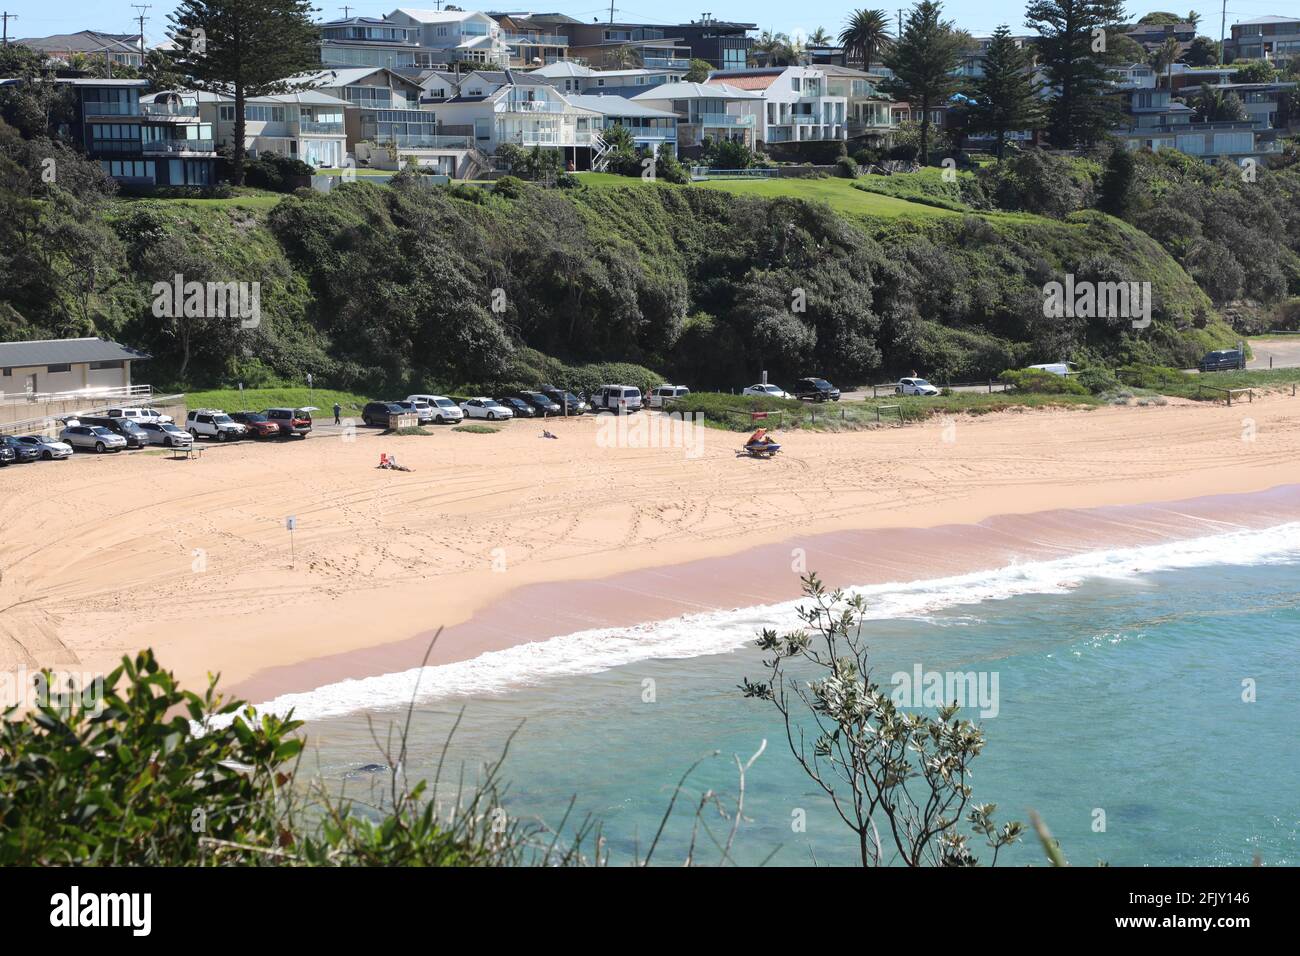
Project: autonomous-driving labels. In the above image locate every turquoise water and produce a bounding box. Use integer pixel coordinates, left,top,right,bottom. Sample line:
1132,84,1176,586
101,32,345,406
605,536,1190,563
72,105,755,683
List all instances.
299,543,1300,866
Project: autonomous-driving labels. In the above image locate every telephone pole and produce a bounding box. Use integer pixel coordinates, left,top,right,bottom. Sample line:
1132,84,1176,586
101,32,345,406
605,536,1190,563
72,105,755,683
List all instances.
1218,0,1227,66
131,4,150,58
339,5,352,16
1,11,17,46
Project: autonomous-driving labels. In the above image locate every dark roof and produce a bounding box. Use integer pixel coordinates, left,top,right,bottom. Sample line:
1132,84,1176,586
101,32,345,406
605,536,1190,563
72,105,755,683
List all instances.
0,337,150,367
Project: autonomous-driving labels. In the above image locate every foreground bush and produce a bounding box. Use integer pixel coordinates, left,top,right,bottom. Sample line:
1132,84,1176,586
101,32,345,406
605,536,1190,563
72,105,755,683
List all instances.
998,368,1090,395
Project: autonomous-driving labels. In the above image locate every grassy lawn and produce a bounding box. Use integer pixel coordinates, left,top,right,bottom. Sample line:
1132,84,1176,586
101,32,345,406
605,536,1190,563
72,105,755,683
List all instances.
163,194,286,210
182,387,374,414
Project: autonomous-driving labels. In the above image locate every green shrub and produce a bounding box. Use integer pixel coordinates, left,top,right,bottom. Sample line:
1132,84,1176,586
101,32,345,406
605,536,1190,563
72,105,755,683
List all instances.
452,423,500,434
492,175,526,199
1116,363,1194,389
1075,365,1122,395
998,368,1090,394
835,156,860,178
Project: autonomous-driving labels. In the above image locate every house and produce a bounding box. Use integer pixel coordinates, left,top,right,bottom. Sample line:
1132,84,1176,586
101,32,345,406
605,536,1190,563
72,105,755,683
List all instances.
524,61,683,97
630,81,760,153
562,95,678,156
14,30,145,68
0,338,148,401
1224,15,1300,65
1124,21,1197,55
707,67,847,146
318,15,425,69
1114,86,1282,161
387,8,513,68
818,66,894,145
178,88,351,169
544,20,692,72
1206,80,1298,129
493,13,572,67
0,77,219,188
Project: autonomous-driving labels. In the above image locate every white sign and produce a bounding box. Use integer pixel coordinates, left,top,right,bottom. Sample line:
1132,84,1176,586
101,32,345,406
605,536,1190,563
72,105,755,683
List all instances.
286,516,297,531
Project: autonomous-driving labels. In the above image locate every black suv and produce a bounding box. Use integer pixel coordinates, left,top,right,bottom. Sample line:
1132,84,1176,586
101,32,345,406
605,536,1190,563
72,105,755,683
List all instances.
540,385,588,415
0,443,15,466
361,402,406,427
0,434,38,463
80,415,150,449
517,391,561,417
1198,349,1244,373
793,377,841,402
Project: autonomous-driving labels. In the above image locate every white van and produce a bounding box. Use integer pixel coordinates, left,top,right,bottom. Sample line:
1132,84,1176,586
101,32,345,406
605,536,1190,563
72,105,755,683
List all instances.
1026,362,1075,377
405,394,464,423
591,385,643,413
646,384,689,409
107,406,174,425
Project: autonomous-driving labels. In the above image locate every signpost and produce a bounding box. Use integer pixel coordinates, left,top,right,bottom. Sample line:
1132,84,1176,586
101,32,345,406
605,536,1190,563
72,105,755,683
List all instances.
286,516,297,567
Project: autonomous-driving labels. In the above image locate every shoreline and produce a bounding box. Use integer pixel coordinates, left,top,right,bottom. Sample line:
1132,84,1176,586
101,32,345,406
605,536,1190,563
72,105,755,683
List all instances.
228,483,1300,710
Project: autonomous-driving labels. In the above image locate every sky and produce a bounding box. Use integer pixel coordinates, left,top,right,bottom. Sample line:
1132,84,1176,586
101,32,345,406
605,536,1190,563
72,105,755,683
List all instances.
0,0,1289,48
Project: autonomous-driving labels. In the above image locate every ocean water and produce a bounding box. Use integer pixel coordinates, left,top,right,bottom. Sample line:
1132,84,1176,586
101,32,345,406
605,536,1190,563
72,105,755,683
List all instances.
286,525,1300,866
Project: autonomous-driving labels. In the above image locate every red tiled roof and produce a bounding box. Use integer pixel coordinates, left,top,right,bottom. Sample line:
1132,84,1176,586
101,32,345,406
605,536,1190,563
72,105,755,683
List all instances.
707,74,777,91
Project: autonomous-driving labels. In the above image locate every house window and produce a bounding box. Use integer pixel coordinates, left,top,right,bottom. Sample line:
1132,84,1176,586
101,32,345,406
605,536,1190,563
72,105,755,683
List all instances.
90,360,124,370
46,364,71,373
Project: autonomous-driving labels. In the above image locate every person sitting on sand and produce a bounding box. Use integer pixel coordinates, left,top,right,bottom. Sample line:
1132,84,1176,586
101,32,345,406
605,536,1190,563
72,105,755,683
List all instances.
746,427,775,447
542,429,558,439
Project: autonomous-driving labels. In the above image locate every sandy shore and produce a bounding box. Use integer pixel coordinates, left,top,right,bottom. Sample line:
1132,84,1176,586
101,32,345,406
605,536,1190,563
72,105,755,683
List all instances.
2,394,1298,700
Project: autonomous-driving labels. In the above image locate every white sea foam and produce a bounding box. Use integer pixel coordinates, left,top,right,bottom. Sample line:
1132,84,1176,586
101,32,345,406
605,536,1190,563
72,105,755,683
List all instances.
215,521,1300,725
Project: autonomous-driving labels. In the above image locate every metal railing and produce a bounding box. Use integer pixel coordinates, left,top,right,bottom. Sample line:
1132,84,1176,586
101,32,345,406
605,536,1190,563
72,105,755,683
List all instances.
82,101,140,117
394,134,473,149
296,121,345,134
504,33,568,46
689,166,778,179
1,383,153,406
142,103,199,118
694,112,755,127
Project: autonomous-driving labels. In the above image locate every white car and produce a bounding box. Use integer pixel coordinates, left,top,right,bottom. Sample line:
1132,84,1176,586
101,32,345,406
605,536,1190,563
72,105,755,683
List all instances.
186,409,246,441
137,421,193,447
742,383,792,400
1027,362,1075,377
896,377,940,396
394,400,437,425
459,397,514,421
14,434,73,460
107,406,174,425
60,425,127,453
646,384,690,409
405,394,463,424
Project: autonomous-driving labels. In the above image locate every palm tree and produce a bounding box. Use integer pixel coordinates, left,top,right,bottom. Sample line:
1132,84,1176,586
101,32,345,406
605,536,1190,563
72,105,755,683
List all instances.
839,9,893,73
1187,10,1200,31
809,26,832,46
1150,35,1182,89
752,30,801,67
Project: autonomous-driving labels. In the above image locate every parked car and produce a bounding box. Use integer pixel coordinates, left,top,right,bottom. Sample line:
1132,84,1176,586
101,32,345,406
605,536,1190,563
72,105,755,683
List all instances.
361,401,406,427
589,385,643,413
459,397,514,421
518,390,562,417
106,406,173,425
13,434,72,460
896,377,940,397
0,443,14,466
0,434,40,463
496,396,537,419
646,384,690,409
137,421,193,447
742,383,792,400
793,378,840,402
186,409,247,442
265,407,312,438
394,400,437,425
404,394,464,424
60,425,127,453
79,416,150,449
228,411,281,439
1198,349,1245,373
540,385,589,415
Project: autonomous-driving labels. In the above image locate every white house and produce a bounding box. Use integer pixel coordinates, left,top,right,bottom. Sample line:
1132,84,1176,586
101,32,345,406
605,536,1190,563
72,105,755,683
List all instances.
1,338,148,400
706,67,847,145
630,81,760,151
525,61,684,97
183,89,352,168
563,95,679,156
387,8,512,68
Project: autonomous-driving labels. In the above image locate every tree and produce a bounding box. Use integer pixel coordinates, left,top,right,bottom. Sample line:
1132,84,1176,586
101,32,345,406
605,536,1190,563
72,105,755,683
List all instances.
166,0,320,186
683,58,713,82
604,44,643,68
809,27,832,46
1149,35,1182,88
742,574,1024,866
1232,59,1277,83
1184,36,1219,68
839,9,893,72
965,25,1044,160
1025,0,1128,147
883,2,966,167
1097,144,1137,217
1192,83,1247,122
1138,12,1182,26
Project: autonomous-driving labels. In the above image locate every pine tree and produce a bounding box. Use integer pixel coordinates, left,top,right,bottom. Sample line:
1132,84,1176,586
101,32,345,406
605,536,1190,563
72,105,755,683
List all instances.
883,2,967,166
166,0,320,186
1025,0,1127,147
966,25,1044,160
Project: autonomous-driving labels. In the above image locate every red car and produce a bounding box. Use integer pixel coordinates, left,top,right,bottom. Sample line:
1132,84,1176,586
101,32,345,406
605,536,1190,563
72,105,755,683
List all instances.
228,411,281,439
264,407,312,438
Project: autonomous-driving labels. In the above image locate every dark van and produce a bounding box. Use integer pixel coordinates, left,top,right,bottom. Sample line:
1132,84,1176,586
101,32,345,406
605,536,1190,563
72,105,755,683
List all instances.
1199,350,1244,373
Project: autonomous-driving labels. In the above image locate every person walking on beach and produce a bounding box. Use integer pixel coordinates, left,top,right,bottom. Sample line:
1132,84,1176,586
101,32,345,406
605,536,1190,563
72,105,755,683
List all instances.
333,402,342,425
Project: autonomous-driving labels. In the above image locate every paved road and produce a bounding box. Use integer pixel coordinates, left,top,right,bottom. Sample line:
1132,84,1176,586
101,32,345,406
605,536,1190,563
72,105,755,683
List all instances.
1247,336,1300,370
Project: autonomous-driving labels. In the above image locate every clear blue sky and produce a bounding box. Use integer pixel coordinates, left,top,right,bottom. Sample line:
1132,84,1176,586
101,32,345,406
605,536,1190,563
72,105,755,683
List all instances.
0,1,1288,48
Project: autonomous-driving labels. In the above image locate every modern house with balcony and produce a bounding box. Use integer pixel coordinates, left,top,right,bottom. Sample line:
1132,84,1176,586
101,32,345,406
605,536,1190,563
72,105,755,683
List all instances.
819,66,894,145
1225,15,1300,65
318,15,425,69
563,95,678,156
185,88,351,169
707,68,847,146
15,30,145,69
1207,80,1298,130
386,8,513,68
556,22,692,72
9,78,219,188
524,61,684,97
630,81,760,154
492,14,571,67
1115,86,1283,161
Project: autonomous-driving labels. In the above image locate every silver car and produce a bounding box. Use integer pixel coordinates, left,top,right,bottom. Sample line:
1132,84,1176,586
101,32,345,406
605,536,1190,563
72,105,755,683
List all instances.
137,421,193,447
60,425,127,453
14,434,73,460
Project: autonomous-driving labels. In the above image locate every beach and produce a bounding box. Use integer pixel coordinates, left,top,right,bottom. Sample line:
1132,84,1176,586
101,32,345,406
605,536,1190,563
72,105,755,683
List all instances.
2,394,1299,703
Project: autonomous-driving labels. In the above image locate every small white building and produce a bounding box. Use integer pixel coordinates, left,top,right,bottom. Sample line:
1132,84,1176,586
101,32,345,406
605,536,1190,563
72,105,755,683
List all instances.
630,81,760,151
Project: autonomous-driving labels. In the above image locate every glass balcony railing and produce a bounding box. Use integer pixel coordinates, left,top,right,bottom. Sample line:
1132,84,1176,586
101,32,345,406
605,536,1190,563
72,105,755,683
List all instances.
694,113,755,126
83,101,140,117
142,139,215,154
142,103,199,118
504,33,567,47
393,134,473,148
643,57,691,70
297,121,345,134
91,139,143,154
